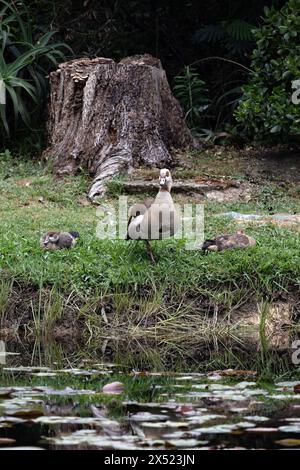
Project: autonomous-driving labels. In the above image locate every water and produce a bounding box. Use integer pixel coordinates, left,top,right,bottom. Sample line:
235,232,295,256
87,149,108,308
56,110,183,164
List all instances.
1,338,300,450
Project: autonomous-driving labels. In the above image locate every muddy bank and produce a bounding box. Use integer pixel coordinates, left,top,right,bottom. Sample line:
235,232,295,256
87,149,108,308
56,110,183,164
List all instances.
1,281,299,369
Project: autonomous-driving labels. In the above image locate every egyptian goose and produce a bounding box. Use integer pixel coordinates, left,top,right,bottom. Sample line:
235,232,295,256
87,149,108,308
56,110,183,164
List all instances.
127,169,179,262
40,231,80,250
202,230,256,252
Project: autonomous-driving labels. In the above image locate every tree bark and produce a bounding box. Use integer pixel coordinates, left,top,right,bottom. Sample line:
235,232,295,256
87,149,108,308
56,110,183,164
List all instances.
43,55,196,200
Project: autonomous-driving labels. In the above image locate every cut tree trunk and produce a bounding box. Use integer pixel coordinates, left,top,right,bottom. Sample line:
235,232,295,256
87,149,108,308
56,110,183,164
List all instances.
43,54,197,200
121,179,240,194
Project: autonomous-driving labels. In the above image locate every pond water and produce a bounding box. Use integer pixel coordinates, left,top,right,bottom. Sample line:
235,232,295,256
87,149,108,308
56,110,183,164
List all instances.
1,338,300,450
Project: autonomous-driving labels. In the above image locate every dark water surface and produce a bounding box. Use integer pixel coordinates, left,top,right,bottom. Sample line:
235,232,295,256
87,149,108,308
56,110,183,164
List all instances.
1,337,300,450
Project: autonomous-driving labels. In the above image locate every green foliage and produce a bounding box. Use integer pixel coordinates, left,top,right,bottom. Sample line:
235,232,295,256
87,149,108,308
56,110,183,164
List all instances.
235,0,300,142
191,13,257,135
173,66,210,130
0,0,71,137
194,19,255,55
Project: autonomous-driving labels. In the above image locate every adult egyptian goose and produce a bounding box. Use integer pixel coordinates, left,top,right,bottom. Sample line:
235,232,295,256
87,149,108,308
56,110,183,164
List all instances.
127,169,180,262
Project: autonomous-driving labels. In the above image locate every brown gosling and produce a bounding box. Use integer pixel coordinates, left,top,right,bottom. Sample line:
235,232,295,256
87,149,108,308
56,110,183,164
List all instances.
201,230,256,253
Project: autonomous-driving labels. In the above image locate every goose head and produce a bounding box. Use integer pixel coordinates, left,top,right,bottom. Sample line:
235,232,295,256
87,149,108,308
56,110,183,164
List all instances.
48,232,60,243
43,231,59,246
40,231,59,250
159,168,172,192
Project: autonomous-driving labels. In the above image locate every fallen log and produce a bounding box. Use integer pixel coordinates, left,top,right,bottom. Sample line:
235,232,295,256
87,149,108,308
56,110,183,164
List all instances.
121,178,240,194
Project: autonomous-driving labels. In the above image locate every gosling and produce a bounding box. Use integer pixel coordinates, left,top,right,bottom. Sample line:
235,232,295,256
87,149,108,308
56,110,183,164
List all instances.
40,231,80,250
202,230,256,252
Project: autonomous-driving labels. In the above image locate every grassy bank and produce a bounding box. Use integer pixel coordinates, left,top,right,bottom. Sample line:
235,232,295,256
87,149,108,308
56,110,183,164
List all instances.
0,150,300,345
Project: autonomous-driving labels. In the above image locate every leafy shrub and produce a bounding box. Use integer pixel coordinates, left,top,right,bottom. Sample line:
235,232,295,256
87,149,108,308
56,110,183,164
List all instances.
194,19,255,56
0,0,71,138
173,66,210,132
235,0,300,142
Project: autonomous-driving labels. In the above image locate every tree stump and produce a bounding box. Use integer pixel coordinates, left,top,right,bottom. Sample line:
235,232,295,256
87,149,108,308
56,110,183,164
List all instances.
43,54,196,200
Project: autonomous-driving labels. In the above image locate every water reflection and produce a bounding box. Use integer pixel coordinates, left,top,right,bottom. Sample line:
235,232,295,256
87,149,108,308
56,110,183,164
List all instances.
0,335,300,449
0,331,298,373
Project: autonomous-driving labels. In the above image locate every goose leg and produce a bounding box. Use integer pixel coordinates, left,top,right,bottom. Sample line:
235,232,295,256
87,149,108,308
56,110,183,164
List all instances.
145,240,155,264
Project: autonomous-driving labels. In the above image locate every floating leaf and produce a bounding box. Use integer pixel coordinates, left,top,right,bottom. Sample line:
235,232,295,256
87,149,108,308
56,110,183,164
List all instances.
35,416,100,425
8,409,44,419
0,389,14,399
31,373,57,377
284,418,300,422
187,414,224,425
102,382,124,395
0,417,24,424
278,425,300,433
246,427,279,433
269,394,300,400
276,381,300,388
0,446,45,450
234,382,257,390
175,405,194,415
193,424,239,434
45,430,139,449
244,416,269,422
275,439,300,447
165,439,206,448
216,369,257,377
294,384,300,394
130,412,168,422
0,438,16,446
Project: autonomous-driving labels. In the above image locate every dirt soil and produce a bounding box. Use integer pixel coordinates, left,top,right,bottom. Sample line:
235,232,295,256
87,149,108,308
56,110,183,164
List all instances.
174,144,300,185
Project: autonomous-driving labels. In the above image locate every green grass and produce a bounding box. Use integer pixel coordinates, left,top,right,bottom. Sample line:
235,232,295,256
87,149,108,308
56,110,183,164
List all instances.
0,154,300,369
1,152,300,298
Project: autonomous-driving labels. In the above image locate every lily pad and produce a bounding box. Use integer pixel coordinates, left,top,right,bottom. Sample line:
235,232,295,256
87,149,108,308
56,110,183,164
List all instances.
0,447,45,450
275,439,300,447
165,439,207,448
0,388,14,399
246,427,278,433
34,416,109,425
102,382,124,395
0,438,16,446
130,413,168,422
278,424,300,433
244,416,269,422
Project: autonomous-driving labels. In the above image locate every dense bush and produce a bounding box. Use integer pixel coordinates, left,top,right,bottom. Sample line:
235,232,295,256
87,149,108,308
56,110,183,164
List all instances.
235,0,300,142
27,0,279,137
173,66,210,134
0,1,70,142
